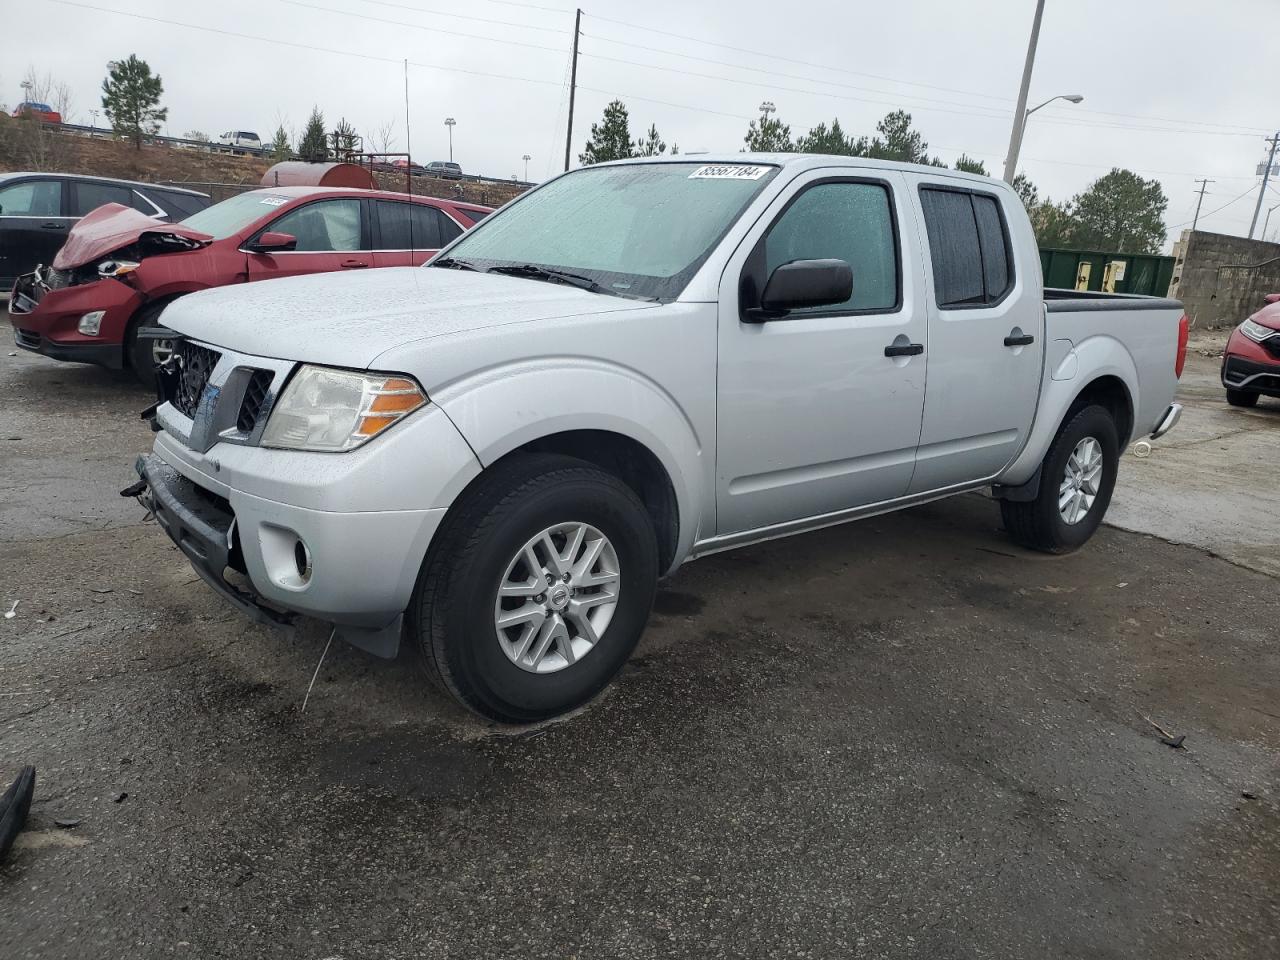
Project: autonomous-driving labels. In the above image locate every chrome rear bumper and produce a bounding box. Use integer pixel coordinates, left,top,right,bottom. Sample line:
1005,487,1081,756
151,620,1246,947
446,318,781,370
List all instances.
1151,403,1182,439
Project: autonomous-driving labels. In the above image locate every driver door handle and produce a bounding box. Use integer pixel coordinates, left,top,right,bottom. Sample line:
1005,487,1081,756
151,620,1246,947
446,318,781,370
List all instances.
340,259,369,269
1004,333,1035,347
884,342,924,357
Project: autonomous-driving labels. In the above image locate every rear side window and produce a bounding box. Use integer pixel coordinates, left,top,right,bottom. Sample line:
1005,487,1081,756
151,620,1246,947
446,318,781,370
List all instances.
148,190,210,219
459,207,489,225
72,180,134,216
758,179,899,314
375,200,446,249
437,209,462,245
0,179,61,217
919,187,1014,308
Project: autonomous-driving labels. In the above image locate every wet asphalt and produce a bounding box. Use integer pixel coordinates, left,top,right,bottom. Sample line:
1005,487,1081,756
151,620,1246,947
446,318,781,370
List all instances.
1,344,1277,959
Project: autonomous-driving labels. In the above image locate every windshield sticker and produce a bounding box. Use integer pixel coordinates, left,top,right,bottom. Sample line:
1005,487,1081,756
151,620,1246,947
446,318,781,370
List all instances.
688,164,770,181
259,196,288,206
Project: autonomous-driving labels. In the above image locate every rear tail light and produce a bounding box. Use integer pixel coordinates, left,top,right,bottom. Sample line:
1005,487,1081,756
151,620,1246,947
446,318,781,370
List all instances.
1175,313,1189,379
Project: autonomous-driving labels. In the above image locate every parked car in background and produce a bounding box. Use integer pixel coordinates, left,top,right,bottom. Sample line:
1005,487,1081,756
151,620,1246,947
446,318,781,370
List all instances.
127,154,1187,723
217,131,262,154
391,158,427,176
0,172,210,299
11,101,62,124
1221,292,1280,407
427,161,463,180
9,186,490,381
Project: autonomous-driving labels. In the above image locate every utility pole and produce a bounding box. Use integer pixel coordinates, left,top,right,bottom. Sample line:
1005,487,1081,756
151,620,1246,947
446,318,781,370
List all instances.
563,8,581,172
1003,0,1047,184
1248,132,1280,239
1191,178,1214,232
444,117,456,163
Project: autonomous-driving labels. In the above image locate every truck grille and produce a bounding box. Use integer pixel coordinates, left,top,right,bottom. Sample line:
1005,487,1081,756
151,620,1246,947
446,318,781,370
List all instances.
236,369,274,433
171,341,222,418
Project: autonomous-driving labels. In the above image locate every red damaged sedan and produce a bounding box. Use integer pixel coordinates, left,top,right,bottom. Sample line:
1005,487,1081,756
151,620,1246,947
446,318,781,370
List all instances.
8,186,491,382
1222,292,1280,407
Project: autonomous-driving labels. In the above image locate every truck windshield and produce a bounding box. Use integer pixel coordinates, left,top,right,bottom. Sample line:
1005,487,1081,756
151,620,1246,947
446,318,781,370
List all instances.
435,161,778,300
180,191,285,240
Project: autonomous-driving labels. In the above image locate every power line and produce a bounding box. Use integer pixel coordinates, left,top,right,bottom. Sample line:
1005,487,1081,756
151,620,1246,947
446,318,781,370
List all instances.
1168,185,1256,229
354,0,566,32
48,0,566,86
583,12,1269,136
277,0,567,53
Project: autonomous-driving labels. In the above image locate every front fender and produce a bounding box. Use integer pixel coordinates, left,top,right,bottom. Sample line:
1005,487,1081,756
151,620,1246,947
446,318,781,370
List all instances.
998,334,1139,486
430,358,706,566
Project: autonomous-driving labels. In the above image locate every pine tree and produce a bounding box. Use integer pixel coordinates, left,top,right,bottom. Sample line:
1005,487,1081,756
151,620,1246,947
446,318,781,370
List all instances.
579,100,634,165
100,55,167,150
270,125,292,162
297,107,327,162
633,123,667,157
743,111,794,152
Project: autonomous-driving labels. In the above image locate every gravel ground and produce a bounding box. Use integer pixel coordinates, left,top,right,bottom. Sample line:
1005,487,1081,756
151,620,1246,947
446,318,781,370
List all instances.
1,339,1277,959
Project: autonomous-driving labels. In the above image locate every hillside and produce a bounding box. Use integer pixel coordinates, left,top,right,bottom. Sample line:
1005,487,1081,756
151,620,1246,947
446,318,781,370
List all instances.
0,118,527,207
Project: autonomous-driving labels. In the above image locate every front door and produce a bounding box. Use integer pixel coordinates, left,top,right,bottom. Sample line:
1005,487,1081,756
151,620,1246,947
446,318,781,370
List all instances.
906,179,1045,493
0,177,70,287
246,197,370,280
715,171,928,536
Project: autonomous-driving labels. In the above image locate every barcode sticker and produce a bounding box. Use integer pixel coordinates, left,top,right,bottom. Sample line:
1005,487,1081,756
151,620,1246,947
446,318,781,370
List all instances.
688,164,770,181
259,196,288,206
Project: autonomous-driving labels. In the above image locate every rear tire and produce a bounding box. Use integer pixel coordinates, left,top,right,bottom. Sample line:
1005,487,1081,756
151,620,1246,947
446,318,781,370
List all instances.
1000,404,1119,554
1226,388,1259,408
126,301,178,388
409,452,659,723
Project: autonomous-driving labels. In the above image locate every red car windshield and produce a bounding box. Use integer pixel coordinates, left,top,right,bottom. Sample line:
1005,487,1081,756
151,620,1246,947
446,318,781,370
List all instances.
179,191,291,240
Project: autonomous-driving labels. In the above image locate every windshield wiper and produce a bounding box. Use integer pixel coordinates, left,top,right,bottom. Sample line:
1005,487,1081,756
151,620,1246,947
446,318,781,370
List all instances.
432,257,480,271
485,263,602,293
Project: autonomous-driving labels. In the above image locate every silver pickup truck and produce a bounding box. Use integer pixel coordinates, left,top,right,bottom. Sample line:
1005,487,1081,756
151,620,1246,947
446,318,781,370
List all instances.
128,155,1187,721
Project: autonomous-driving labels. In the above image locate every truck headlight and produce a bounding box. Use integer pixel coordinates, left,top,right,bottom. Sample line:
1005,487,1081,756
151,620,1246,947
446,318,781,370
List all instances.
260,365,427,452
1241,318,1275,343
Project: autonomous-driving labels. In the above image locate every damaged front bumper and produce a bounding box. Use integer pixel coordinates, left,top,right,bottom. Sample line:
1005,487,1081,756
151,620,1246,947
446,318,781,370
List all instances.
9,269,142,368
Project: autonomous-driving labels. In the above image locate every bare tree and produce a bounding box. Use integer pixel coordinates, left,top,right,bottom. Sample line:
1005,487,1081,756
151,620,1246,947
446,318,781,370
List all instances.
21,67,74,123
367,119,397,156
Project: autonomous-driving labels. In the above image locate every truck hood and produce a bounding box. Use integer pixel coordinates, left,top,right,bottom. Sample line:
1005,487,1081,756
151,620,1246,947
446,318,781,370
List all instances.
163,266,659,368
52,203,212,269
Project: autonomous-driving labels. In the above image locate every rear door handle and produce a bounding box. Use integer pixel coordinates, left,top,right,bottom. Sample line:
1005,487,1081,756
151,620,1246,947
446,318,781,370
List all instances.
1004,333,1035,347
884,342,924,357
40,222,67,230
340,259,369,269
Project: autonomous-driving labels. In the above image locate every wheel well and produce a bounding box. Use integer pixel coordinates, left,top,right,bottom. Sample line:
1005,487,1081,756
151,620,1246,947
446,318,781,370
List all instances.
506,430,680,572
1069,375,1134,445
124,294,183,368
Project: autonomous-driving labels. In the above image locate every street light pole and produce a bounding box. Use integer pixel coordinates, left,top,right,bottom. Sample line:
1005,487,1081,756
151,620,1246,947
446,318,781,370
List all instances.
1003,0,1046,183
522,154,531,180
444,117,456,163
1004,93,1084,184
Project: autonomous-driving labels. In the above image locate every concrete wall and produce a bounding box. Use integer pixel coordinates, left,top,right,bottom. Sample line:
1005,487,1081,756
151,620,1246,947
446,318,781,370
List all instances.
1169,229,1280,329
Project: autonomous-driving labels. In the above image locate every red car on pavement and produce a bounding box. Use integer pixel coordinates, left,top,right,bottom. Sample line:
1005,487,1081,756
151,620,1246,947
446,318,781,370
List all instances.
8,186,491,381
1222,292,1280,407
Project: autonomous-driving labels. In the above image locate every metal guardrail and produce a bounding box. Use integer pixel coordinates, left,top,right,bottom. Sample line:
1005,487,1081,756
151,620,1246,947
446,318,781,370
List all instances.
53,121,535,189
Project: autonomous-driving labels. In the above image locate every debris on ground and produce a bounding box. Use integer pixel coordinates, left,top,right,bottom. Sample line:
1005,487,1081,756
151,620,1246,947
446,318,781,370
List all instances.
1144,714,1187,749
4,600,17,620
54,817,83,829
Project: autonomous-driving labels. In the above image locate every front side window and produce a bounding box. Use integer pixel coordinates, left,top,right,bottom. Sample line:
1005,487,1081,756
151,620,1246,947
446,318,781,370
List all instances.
919,187,1014,308
72,181,133,216
759,180,898,314
439,161,778,300
267,199,363,251
0,179,61,217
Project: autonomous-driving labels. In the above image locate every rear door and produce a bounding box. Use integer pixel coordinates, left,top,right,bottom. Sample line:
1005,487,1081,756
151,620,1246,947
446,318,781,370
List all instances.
906,178,1044,493
714,170,928,535
371,201,464,267
0,177,70,287
245,197,371,280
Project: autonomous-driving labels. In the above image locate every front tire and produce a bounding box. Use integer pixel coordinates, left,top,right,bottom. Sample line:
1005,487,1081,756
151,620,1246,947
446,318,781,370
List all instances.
409,453,659,723
126,301,178,388
1226,388,1259,408
1000,404,1119,554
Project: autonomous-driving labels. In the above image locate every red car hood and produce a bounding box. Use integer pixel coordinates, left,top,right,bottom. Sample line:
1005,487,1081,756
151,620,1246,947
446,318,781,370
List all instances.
52,203,212,270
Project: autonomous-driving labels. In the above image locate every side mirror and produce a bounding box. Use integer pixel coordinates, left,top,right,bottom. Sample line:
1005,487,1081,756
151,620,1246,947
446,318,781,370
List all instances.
248,231,297,253
749,259,853,320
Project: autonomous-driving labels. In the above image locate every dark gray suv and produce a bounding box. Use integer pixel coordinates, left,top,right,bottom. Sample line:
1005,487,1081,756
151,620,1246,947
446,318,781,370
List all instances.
0,172,210,296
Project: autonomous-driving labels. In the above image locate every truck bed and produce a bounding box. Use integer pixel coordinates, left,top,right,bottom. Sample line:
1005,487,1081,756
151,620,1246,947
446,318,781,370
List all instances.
1044,288,1183,312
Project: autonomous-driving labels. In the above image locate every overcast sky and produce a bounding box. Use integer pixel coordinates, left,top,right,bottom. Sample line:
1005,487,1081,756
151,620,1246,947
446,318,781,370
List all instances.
12,0,1279,249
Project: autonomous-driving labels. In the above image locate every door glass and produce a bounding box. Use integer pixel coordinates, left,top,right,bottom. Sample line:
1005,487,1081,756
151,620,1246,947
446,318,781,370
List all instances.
435,208,462,246
972,194,1012,300
267,199,362,251
375,200,442,249
919,188,984,306
72,181,134,216
0,180,61,217
762,181,898,312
